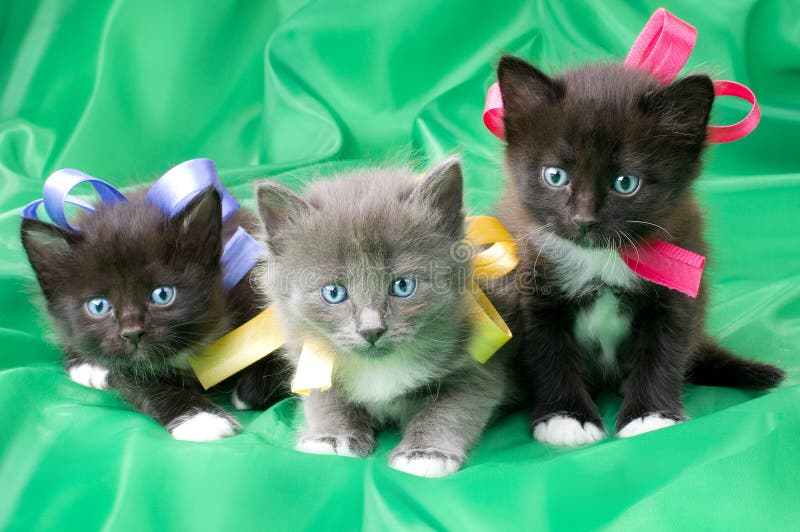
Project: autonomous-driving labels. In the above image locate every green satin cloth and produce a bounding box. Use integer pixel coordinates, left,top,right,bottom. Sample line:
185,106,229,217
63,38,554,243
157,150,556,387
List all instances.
1,1,799,529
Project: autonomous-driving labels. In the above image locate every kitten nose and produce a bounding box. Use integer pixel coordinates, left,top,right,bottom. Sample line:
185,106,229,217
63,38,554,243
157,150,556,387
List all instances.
120,327,145,344
358,326,386,345
572,216,598,233
356,307,386,345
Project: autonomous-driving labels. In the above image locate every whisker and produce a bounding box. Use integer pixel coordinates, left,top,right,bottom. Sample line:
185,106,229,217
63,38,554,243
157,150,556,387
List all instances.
532,231,556,294
518,223,553,256
627,220,673,239
521,223,553,242
619,230,640,264
600,235,615,273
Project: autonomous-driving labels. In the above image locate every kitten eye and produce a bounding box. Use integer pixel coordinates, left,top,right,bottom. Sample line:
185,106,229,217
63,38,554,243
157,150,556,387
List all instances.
389,278,417,298
150,285,176,306
321,284,348,304
542,166,569,188
86,297,112,317
613,174,641,195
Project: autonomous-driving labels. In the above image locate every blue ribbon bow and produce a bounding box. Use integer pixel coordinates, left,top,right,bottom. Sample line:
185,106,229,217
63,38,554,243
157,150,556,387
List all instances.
22,158,263,292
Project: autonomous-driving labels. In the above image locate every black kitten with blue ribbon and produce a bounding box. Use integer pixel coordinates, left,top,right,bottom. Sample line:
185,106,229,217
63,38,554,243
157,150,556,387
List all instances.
20,159,289,441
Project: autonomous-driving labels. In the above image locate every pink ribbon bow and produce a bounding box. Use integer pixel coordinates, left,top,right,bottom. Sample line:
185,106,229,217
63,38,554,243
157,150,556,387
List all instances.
484,8,760,298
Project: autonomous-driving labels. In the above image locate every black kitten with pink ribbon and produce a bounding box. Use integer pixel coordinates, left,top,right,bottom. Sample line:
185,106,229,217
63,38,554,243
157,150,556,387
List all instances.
495,55,784,446
20,162,289,441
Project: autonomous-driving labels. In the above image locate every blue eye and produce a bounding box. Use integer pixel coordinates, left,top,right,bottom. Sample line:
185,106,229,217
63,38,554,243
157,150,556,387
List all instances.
86,297,112,317
390,278,417,298
150,285,176,306
613,174,641,195
321,284,348,304
542,166,569,187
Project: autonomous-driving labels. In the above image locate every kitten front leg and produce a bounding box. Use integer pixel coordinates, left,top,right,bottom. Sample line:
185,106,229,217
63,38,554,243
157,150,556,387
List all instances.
64,351,110,390
524,312,606,446
389,367,505,478
616,301,691,438
113,373,240,442
296,389,376,458
231,350,291,410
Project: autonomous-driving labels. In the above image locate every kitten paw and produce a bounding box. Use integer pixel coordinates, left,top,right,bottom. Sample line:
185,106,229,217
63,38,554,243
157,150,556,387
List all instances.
230,389,252,411
533,415,605,447
617,413,677,438
168,411,240,442
295,432,375,458
389,448,462,478
67,362,110,390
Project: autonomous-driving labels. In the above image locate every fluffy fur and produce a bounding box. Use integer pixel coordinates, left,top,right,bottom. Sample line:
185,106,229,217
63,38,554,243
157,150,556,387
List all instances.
251,156,513,476
495,56,784,445
21,187,289,440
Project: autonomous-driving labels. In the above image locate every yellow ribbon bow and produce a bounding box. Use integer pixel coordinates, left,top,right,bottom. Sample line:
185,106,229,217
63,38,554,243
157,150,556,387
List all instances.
189,216,518,393
463,215,518,363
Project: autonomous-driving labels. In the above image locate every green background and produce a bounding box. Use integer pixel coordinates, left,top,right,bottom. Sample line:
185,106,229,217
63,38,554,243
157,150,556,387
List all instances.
1,0,799,529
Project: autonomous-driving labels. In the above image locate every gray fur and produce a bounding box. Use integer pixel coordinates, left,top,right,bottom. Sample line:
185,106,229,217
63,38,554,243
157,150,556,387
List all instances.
253,156,512,475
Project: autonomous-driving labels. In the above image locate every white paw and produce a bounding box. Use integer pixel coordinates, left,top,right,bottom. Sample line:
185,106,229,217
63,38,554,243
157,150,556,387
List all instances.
295,435,361,458
390,451,461,478
68,362,109,390
617,413,678,438
533,415,605,447
168,411,239,442
231,389,251,410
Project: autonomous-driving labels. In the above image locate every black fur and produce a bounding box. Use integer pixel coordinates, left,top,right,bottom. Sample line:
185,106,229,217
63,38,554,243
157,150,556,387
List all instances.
688,338,785,390
496,56,784,436
232,350,293,409
21,186,289,437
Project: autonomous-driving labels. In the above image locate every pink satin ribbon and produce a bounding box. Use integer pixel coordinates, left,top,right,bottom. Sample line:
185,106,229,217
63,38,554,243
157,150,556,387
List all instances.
623,7,697,84
483,82,505,140
483,8,761,297
483,8,760,145
623,8,760,143
619,240,706,298
706,80,761,143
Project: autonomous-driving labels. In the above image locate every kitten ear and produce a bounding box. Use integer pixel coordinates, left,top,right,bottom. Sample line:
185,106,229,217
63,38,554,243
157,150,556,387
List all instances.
255,180,310,238
497,56,564,139
173,187,223,263
640,74,715,141
410,155,464,237
20,218,81,299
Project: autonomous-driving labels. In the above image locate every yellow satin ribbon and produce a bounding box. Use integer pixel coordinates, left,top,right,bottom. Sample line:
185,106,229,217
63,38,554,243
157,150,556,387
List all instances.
290,338,335,394
188,307,284,389
463,215,518,363
189,216,518,393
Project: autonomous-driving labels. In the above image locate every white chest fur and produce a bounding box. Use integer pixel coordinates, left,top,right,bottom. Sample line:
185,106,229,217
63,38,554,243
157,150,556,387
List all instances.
573,288,631,369
542,234,640,297
336,347,440,407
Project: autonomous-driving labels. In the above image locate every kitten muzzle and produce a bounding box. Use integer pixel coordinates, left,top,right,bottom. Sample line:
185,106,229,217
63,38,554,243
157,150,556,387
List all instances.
574,231,603,249
118,312,146,345
356,307,387,346
357,326,386,346
119,326,145,344
573,217,598,233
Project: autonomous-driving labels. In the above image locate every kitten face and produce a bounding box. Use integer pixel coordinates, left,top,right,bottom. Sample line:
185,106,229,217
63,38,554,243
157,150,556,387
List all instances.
21,189,226,371
284,239,455,358
498,57,714,248
257,158,469,362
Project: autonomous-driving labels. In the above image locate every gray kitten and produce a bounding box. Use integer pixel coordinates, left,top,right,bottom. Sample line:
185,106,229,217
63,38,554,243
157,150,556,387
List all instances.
253,156,512,477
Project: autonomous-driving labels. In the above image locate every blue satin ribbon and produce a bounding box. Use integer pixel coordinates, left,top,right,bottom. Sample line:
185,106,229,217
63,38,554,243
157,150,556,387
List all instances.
145,159,241,222
22,158,262,292
21,169,127,230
